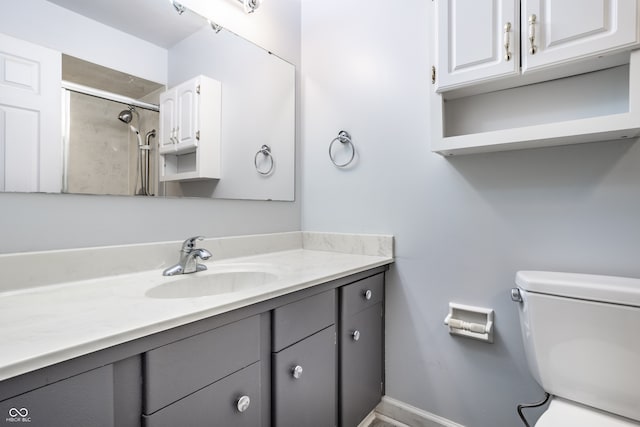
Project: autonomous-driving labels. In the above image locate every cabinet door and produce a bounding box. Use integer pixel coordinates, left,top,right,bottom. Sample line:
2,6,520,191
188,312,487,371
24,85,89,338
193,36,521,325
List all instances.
158,89,176,154
340,304,383,427
0,366,115,427
175,79,200,153
272,326,336,427
436,0,520,92
522,0,640,72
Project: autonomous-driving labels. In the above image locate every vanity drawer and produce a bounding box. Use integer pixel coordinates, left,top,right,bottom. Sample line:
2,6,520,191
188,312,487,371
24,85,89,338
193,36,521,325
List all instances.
144,315,260,414
272,289,335,352
341,273,384,317
144,362,261,427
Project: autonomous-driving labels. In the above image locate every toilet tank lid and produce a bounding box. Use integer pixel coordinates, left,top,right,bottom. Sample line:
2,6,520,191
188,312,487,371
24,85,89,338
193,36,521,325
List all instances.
516,271,640,307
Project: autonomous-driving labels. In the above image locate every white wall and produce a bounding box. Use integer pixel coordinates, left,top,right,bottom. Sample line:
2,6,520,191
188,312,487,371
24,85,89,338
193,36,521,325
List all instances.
0,0,301,254
301,1,640,426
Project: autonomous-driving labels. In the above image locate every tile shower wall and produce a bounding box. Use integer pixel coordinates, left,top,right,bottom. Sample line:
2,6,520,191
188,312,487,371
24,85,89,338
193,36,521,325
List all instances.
66,93,159,197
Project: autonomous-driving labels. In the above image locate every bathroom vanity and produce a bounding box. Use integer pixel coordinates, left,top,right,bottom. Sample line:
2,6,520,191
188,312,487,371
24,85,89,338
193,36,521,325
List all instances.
0,232,393,427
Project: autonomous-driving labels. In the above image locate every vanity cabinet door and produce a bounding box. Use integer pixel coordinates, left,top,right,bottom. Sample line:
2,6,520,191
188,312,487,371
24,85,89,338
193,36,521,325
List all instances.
0,365,116,427
340,275,384,427
272,326,336,427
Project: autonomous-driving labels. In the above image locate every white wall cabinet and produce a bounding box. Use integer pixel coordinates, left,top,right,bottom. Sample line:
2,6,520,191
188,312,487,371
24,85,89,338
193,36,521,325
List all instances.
431,0,640,155
436,0,639,92
158,75,221,182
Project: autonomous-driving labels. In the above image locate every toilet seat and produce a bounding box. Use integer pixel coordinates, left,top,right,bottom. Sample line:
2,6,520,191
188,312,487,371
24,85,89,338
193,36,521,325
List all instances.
536,398,640,427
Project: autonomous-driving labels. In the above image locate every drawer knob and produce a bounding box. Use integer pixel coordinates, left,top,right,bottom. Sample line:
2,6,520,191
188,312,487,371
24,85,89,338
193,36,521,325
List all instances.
352,330,361,341
292,365,303,379
363,289,372,300
236,395,251,413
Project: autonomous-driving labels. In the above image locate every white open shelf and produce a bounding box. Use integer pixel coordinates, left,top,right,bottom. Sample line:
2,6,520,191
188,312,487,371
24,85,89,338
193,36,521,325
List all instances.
430,50,640,156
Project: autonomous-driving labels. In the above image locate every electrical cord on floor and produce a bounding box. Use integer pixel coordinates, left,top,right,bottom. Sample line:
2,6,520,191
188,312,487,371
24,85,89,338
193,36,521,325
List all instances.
517,392,551,427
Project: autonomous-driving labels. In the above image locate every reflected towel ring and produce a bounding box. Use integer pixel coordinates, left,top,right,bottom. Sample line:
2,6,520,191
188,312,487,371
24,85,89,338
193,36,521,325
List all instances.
255,144,274,175
329,130,355,167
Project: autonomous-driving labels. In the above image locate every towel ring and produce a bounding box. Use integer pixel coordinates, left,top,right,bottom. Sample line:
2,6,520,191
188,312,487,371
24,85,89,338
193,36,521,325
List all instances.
329,130,355,167
254,145,274,175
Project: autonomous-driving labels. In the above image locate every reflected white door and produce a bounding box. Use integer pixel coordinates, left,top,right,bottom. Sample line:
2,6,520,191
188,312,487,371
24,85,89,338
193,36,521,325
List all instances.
0,33,61,192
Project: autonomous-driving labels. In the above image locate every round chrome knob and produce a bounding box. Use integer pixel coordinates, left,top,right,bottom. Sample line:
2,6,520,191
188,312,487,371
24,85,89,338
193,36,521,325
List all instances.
363,289,372,300
236,395,251,413
292,365,303,379
352,330,361,341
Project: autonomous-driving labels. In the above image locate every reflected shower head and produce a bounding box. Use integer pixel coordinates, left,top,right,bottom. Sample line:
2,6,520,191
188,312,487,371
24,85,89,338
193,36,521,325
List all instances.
118,107,134,124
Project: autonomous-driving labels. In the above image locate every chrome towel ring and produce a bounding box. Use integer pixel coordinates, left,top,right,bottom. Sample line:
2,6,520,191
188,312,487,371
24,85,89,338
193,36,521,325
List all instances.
254,144,274,175
329,130,355,167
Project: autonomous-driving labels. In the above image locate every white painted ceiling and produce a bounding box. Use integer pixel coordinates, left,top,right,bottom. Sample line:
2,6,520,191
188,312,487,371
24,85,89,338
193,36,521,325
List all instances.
46,0,206,48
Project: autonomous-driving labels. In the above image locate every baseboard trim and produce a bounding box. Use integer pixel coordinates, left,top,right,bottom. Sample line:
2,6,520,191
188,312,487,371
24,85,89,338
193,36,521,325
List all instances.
375,396,466,427
357,411,377,427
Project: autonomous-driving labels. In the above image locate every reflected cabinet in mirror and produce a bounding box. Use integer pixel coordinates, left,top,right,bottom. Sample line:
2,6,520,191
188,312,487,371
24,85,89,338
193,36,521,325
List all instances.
0,0,295,201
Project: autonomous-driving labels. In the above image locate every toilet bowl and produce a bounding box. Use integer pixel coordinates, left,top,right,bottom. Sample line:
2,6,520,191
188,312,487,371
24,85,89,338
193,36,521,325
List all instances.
513,271,640,426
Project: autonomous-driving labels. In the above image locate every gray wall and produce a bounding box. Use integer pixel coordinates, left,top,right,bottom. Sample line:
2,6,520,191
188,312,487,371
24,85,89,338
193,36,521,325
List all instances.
0,0,301,254
300,1,640,426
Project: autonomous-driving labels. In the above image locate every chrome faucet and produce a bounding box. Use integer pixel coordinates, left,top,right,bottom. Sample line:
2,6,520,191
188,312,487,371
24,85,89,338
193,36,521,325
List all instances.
162,236,212,276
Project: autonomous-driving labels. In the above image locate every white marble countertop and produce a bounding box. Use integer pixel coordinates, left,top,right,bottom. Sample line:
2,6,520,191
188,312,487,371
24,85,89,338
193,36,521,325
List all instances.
0,232,393,381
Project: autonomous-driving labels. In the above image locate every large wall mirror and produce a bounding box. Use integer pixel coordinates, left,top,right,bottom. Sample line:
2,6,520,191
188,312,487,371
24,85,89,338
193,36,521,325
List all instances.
0,0,295,201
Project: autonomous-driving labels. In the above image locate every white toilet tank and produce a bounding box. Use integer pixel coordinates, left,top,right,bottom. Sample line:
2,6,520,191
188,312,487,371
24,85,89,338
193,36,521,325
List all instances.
515,271,640,423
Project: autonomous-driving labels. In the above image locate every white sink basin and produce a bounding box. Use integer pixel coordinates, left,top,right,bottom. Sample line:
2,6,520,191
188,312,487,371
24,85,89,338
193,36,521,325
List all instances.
146,270,279,299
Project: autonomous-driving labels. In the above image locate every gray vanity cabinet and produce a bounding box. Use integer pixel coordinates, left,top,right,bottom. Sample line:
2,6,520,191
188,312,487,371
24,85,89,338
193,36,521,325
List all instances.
339,273,385,427
0,267,388,427
271,290,336,427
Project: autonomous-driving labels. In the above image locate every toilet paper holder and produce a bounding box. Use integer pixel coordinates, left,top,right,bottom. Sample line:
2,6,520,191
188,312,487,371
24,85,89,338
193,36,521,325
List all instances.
444,302,494,343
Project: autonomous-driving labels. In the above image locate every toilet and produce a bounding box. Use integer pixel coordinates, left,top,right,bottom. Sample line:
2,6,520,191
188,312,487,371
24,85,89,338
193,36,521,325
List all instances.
513,271,640,426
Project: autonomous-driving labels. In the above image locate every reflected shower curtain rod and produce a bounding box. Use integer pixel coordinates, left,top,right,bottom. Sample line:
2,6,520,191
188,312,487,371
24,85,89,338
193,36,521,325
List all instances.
62,81,160,112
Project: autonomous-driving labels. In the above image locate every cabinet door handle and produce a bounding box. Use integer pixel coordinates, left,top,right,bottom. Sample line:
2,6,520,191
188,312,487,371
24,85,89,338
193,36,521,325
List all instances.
363,289,372,300
352,330,361,341
503,22,512,61
292,365,303,379
528,14,538,55
236,395,251,413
